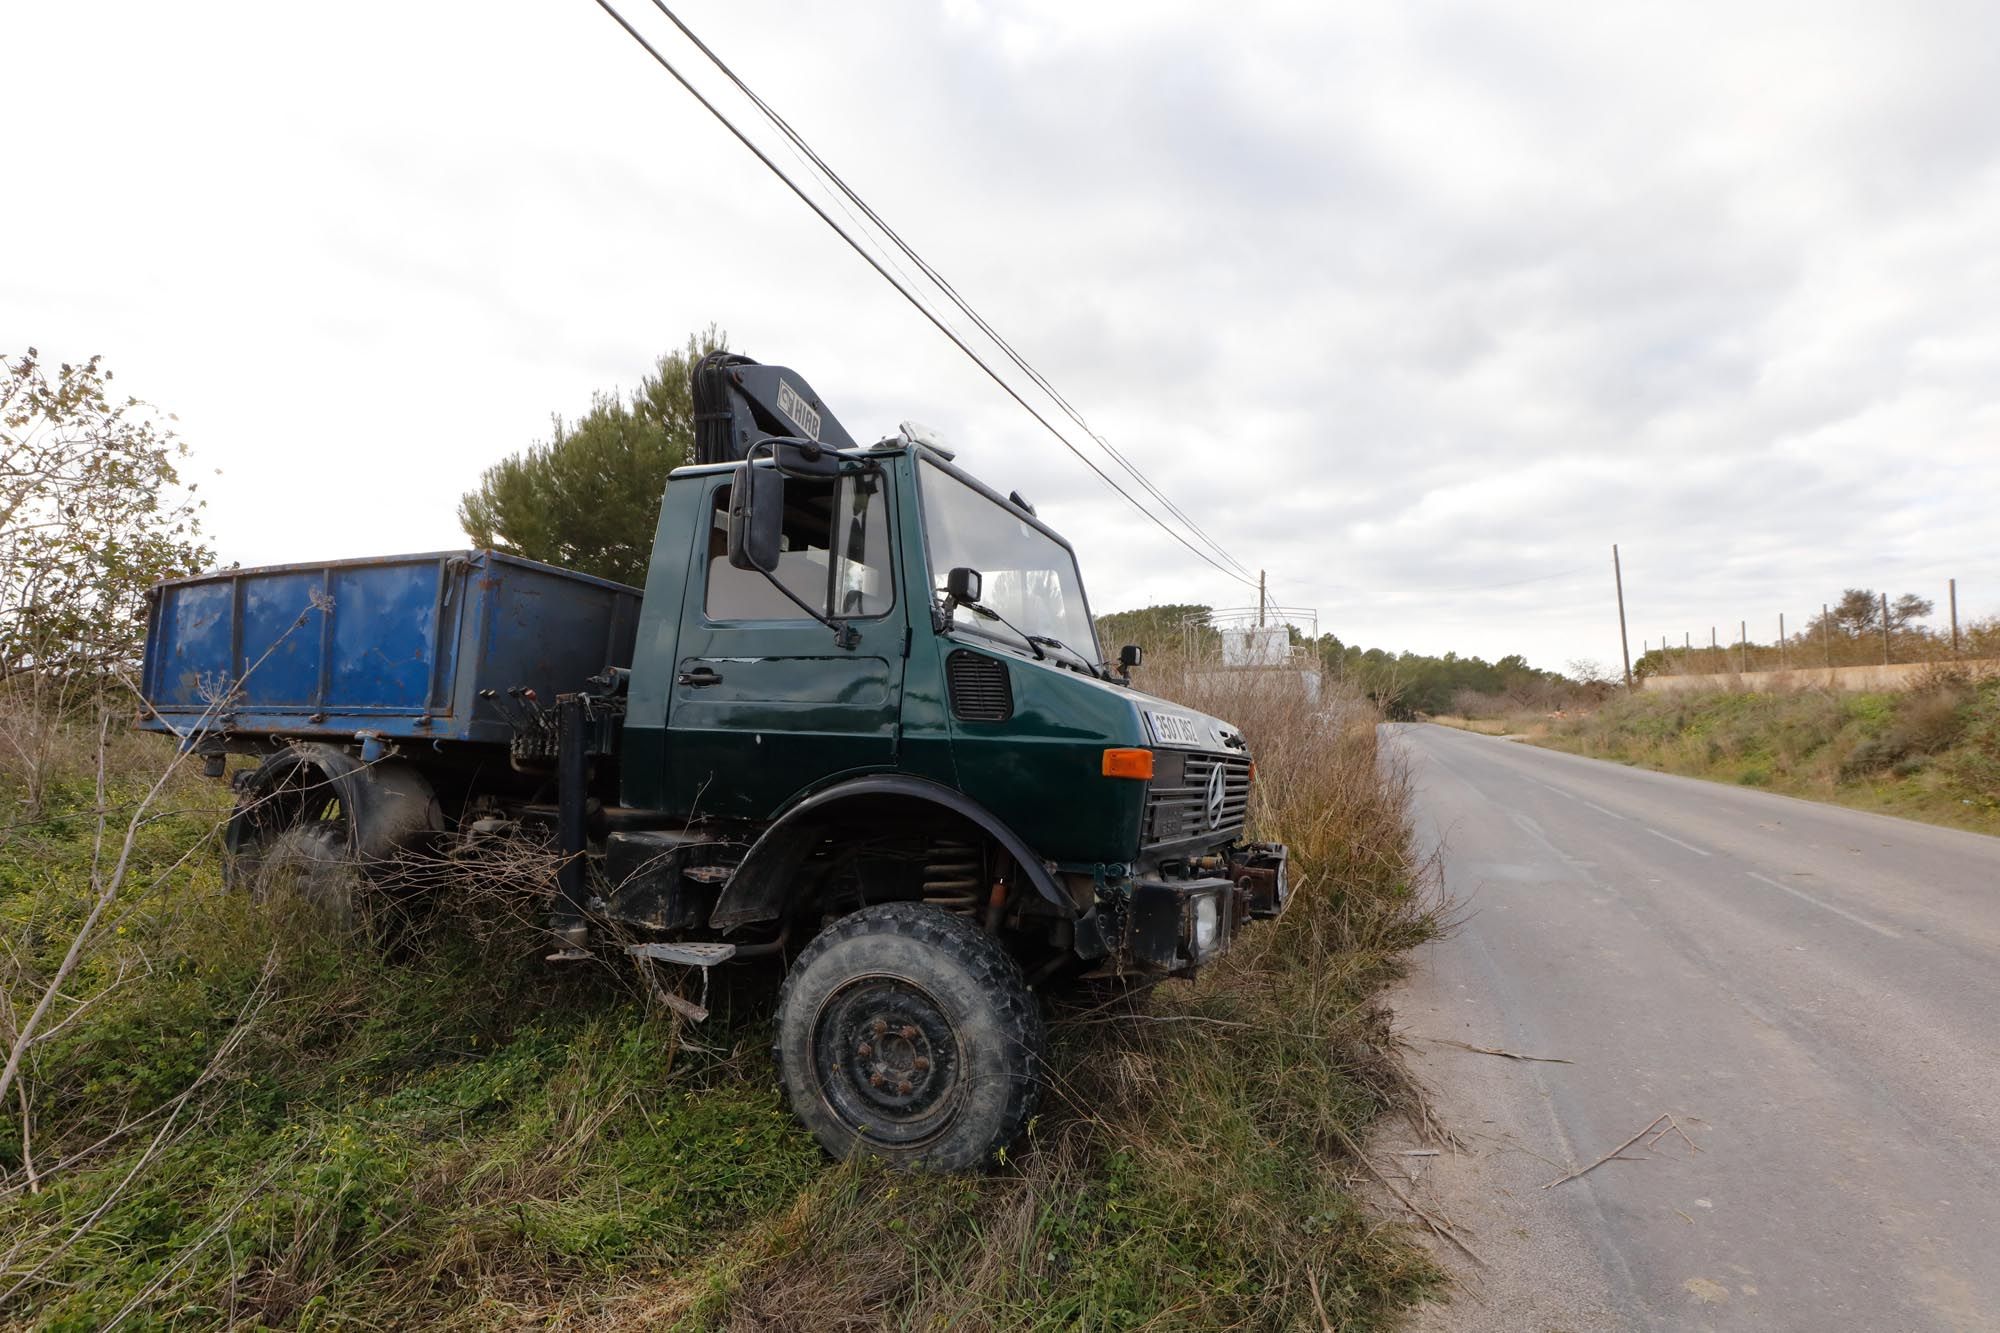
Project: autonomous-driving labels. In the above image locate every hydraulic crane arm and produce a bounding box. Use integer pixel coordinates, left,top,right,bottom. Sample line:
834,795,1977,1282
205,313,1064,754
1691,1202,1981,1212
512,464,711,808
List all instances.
691,352,858,464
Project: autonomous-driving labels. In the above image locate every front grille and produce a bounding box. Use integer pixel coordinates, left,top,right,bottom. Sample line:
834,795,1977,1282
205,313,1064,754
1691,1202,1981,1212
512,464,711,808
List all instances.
1143,750,1250,847
947,650,1013,722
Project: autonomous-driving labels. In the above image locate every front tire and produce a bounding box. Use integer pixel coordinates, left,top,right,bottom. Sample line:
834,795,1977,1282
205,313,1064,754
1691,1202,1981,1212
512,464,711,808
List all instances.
774,902,1044,1171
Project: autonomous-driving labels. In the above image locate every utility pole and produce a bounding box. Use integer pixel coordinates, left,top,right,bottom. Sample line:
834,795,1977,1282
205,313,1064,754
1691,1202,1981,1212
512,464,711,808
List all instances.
1711,625,1719,673
1613,545,1632,688
1779,612,1786,669
1823,603,1832,669
1684,631,1691,676
1950,578,1960,656
1257,570,1266,628
1881,592,1891,665
1740,619,1748,675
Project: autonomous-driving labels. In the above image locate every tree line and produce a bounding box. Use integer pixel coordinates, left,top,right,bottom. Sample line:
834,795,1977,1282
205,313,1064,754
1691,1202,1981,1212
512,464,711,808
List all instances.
1095,604,1580,719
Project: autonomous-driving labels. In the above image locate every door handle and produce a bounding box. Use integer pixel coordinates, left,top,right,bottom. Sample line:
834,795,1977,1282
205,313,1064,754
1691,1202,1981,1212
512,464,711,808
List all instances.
677,666,723,687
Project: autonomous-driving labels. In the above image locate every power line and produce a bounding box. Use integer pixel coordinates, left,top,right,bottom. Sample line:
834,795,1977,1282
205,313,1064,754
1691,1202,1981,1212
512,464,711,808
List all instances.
585,0,1261,588
642,0,1258,585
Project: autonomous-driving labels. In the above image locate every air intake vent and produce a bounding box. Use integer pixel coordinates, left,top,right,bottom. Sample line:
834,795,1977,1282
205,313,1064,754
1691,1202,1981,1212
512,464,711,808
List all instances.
947,650,1013,722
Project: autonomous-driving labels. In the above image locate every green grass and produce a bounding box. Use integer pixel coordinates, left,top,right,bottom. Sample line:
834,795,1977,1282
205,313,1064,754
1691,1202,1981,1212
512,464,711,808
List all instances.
1531,670,2000,833
0,696,1441,1331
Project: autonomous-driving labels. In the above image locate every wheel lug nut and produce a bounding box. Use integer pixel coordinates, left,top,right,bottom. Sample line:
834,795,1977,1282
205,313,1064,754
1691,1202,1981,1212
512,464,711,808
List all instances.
896,1079,913,1095
913,1056,930,1071
900,1025,918,1040
857,1042,873,1058
869,1072,885,1088
871,1018,889,1036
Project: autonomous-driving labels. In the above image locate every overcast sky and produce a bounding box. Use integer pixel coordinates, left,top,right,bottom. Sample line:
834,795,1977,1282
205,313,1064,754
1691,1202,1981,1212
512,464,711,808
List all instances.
5,0,1996,672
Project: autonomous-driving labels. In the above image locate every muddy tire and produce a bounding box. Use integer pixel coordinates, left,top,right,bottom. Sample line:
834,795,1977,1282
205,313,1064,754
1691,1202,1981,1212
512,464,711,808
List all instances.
248,822,365,929
226,746,440,937
774,902,1044,1171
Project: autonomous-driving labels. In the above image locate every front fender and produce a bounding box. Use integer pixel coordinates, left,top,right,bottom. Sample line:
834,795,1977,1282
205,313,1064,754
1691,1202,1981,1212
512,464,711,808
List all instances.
710,774,1069,931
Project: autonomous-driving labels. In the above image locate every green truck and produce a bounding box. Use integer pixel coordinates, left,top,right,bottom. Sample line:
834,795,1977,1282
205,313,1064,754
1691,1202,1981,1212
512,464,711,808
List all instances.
140,353,1288,1169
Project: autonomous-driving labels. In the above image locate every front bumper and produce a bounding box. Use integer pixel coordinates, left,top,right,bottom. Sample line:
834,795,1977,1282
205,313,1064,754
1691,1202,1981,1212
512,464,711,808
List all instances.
1227,842,1290,919
1112,842,1291,974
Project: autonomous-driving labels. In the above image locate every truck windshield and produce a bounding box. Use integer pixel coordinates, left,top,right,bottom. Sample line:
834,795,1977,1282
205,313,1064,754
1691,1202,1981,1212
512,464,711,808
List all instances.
918,459,1100,662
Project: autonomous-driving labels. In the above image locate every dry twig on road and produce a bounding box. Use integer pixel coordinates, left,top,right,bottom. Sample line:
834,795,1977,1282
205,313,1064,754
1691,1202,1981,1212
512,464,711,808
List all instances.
1430,1037,1573,1064
1542,1113,1701,1190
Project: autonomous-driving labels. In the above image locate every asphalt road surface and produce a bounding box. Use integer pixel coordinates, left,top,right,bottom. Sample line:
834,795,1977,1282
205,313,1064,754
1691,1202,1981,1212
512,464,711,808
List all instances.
1381,723,2000,1333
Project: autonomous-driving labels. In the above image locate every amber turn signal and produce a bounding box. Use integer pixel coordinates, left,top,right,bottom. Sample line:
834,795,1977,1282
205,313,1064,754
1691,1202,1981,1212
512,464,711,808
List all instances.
1101,747,1155,780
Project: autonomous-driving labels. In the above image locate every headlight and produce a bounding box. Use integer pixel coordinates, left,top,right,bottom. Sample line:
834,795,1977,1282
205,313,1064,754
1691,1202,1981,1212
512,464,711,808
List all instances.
1192,893,1222,958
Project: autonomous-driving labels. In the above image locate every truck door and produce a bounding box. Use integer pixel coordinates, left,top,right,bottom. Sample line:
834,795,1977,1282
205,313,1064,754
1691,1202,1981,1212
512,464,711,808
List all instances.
665,470,904,820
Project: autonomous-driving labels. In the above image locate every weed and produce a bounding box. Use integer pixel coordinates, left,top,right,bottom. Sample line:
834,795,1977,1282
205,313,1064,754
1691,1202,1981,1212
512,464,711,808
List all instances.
0,665,1441,1329
1534,683,2000,832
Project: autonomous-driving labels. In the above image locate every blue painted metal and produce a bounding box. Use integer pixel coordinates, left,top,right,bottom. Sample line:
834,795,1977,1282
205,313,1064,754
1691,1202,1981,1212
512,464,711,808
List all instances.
139,551,640,746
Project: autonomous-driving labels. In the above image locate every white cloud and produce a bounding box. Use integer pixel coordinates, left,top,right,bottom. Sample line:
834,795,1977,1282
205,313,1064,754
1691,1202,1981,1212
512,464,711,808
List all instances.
4,0,1996,671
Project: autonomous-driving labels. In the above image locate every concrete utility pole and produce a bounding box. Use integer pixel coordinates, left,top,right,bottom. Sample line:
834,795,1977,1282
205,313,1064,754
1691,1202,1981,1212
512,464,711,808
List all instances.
1951,578,1960,656
1740,620,1749,674
1614,545,1632,688
1881,592,1892,665
1779,612,1786,669
1257,570,1266,628
1824,603,1833,669
1711,625,1719,672
1684,631,1691,676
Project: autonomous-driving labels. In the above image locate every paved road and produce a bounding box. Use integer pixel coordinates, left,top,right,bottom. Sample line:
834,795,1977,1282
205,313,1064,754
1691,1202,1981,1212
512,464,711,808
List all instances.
1381,724,2000,1333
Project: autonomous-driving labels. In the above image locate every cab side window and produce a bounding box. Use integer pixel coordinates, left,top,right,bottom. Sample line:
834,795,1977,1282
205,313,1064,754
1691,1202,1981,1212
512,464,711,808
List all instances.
704,474,894,621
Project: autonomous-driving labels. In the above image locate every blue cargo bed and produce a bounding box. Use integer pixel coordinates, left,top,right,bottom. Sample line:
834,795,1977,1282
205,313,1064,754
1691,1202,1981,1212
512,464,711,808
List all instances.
139,550,641,745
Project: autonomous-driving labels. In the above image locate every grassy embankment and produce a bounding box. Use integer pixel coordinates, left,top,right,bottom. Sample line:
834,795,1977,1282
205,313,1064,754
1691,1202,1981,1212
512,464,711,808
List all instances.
0,664,1442,1331
1476,668,2000,833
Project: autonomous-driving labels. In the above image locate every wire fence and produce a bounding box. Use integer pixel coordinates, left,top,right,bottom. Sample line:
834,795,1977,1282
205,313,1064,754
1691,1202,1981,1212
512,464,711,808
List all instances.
1637,585,2000,678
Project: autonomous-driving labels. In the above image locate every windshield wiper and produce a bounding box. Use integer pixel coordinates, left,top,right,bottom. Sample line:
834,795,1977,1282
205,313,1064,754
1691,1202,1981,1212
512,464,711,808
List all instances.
1027,634,1099,675
965,604,1045,660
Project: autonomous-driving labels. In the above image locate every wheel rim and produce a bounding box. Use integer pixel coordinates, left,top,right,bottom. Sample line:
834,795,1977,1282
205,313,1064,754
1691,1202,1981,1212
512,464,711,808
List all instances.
810,973,966,1149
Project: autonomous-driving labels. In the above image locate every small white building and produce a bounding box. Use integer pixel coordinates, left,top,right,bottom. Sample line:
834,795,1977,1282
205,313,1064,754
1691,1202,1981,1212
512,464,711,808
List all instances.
1220,626,1293,668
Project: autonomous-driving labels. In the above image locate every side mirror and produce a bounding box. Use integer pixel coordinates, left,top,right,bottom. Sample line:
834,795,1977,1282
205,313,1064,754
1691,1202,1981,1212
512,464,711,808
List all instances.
772,437,841,479
1119,644,1143,671
726,463,784,573
945,566,982,608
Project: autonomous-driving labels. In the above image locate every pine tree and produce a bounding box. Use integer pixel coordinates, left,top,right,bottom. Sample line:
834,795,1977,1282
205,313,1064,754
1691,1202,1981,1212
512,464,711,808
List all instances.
458,327,726,585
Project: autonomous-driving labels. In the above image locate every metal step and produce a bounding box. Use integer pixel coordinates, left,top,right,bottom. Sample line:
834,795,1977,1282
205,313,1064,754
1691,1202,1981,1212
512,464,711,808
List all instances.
627,941,738,967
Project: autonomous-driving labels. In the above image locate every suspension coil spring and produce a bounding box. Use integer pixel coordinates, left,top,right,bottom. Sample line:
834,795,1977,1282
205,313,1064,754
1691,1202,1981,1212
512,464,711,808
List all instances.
921,839,982,915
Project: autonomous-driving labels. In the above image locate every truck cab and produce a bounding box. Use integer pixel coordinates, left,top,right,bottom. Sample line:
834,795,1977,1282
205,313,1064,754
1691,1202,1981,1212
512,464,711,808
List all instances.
139,352,1287,1170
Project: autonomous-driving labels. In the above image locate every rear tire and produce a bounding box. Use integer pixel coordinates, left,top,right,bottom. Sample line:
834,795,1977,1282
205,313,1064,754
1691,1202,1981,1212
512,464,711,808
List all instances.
247,821,364,929
774,902,1043,1171
226,747,439,937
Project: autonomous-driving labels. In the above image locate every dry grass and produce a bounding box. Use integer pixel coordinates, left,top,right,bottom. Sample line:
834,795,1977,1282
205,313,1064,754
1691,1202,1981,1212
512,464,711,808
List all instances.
0,659,1444,1330
689,655,1447,1331
1532,671,2000,832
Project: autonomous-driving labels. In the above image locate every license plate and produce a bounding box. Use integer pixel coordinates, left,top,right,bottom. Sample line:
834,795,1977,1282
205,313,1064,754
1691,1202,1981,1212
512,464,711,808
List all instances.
1147,710,1205,747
